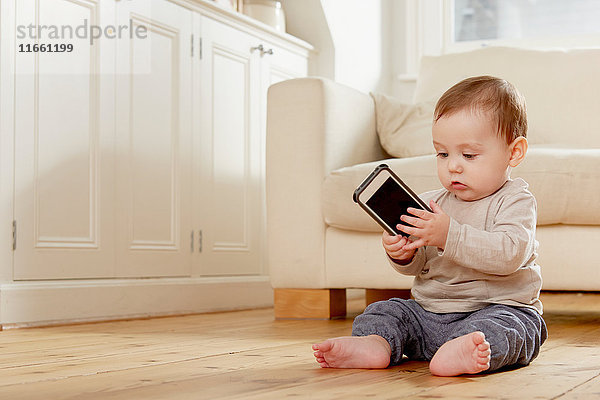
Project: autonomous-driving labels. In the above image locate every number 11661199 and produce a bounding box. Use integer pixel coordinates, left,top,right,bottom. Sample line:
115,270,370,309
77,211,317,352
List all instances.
19,43,74,53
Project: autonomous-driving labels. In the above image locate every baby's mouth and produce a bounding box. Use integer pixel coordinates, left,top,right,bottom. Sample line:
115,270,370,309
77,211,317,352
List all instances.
451,181,467,190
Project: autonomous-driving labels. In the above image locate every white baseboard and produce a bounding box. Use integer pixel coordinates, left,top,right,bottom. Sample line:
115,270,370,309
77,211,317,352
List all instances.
0,276,274,328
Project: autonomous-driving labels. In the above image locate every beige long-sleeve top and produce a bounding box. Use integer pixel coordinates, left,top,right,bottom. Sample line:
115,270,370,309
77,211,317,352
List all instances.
390,178,543,314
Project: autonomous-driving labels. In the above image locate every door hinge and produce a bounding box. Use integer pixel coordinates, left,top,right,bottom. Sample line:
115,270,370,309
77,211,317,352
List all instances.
198,37,202,60
12,220,16,250
191,34,194,57
198,230,203,253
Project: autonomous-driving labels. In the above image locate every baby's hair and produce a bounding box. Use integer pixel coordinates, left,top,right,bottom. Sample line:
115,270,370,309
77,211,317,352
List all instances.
433,76,527,144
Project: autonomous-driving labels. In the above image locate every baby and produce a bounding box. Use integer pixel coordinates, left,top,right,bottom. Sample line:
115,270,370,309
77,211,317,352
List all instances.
312,76,547,376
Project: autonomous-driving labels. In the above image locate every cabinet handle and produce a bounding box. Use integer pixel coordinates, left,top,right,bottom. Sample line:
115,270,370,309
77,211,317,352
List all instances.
251,44,274,56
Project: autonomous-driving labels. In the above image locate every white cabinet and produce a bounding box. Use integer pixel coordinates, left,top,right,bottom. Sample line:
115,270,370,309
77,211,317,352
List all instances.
11,0,311,282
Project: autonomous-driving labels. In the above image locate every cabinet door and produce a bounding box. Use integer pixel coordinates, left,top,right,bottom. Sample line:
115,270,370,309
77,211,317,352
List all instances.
115,0,193,277
262,40,308,88
13,0,116,280
197,17,263,276
257,43,308,262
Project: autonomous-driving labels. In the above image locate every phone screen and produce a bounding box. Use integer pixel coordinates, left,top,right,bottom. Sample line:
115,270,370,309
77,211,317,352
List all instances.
365,177,422,236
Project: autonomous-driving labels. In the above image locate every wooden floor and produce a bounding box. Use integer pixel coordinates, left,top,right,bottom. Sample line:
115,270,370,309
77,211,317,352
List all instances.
0,292,599,399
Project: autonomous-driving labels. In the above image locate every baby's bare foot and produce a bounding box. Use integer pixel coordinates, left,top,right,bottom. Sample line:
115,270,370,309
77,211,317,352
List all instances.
429,331,491,376
312,335,391,369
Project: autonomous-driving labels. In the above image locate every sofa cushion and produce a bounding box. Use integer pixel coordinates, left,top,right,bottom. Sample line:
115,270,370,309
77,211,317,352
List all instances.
322,147,600,232
414,47,600,148
323,155,438,233
370,92,435,158
514,147,600,225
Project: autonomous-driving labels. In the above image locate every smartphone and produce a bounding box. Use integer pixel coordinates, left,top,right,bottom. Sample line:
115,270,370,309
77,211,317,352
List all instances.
353,164,432,236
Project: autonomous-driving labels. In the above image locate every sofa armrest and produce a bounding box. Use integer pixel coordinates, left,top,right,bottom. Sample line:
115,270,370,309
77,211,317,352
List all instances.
266,77,383,288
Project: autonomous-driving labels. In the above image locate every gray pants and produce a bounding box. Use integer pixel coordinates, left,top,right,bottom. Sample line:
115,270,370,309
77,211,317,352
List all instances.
352,299,547,371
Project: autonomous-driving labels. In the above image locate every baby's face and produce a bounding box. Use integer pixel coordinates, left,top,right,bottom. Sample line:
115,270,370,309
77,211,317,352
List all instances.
432,109,513,202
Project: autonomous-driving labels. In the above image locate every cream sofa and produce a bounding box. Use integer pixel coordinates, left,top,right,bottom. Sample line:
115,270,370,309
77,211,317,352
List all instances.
266,47,600,318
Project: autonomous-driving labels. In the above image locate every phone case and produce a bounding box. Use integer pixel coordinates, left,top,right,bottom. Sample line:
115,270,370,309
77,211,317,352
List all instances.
353,164,432,235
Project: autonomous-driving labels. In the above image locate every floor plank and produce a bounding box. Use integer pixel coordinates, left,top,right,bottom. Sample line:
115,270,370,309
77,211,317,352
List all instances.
0,292,598,399
558,374,600,399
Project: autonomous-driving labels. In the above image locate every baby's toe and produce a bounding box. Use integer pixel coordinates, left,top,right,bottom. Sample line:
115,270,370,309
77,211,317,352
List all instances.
477,342,490,352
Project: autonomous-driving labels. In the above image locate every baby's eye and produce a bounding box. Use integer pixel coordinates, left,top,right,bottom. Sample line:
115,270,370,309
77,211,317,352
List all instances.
436,152,448,158
463,154,477,160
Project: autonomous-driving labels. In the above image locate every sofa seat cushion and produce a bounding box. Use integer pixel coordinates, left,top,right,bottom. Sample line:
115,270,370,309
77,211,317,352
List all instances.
322,147,600,232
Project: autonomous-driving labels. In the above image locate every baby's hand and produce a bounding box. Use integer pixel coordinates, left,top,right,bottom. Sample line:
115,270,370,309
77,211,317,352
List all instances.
382,231,416,264
397,200,450,251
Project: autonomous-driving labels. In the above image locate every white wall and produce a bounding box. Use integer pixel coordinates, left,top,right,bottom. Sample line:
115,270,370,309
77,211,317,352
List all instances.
280,0,335,79
283,0,394,96
281,0,442,100
281,0,435,100
320,0,393,95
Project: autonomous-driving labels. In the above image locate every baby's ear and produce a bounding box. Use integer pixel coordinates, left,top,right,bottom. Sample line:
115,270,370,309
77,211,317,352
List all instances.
508,137,528,167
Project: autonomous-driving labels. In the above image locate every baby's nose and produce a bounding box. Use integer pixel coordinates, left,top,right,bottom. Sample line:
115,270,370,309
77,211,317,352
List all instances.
448,159,463,173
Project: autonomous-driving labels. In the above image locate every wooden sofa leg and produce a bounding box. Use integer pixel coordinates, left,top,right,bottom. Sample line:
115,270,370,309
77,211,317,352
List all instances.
365,289,411,307
274,289,347,319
